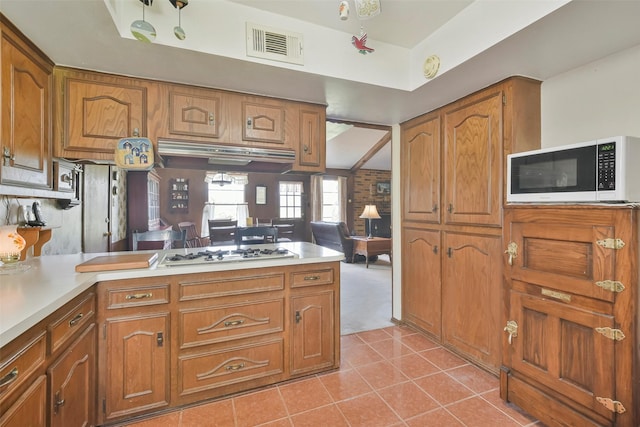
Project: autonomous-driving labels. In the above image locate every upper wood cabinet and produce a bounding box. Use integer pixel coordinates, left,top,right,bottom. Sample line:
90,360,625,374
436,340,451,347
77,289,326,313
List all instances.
170,91,221,139
54,68,146,161
401,112,440,223
241,99,286,145
0,16,53,190
294,106,326,173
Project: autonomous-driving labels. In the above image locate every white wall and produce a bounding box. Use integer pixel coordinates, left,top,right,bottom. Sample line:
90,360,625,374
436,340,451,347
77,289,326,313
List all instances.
541,44,640,147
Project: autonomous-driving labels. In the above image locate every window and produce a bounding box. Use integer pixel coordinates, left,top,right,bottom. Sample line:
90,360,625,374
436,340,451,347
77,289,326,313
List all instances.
279,181,303,219
207,180,246,220
322,179,340,222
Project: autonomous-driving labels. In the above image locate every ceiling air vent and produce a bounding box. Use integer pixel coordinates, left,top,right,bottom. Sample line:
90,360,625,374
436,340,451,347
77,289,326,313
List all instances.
246,23,303,65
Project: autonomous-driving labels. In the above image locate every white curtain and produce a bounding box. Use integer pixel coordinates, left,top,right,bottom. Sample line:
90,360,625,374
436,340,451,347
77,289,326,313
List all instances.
310,175,323,222
201,203,249,237
203,171,249,185
338,176,347,223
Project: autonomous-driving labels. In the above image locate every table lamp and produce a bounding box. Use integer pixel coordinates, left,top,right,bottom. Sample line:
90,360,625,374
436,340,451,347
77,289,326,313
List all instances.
0,224,29,274
360,205,381,239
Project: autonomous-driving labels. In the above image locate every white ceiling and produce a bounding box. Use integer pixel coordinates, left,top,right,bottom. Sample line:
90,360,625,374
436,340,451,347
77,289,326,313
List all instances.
2,0,640,171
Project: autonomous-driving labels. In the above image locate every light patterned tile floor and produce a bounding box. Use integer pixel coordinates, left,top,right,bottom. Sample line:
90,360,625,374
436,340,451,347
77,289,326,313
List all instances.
119,325,543,427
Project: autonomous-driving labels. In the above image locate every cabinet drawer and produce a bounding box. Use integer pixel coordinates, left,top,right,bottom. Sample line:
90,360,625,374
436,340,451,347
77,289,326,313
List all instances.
105,284,170,309
0,333,46,402
178,339,284,397
179,299,284,349
179,273,284,301
48,292,95,354
290,268,334,288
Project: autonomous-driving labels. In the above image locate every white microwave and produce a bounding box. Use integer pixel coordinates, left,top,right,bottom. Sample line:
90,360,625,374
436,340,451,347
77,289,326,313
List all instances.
507,136,640,203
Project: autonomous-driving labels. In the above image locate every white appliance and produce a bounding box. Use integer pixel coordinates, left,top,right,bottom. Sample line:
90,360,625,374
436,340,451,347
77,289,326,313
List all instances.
507,136,640,203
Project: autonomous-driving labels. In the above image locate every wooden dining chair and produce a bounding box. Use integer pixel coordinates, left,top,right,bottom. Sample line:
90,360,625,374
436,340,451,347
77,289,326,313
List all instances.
178,221,209,248
208,220,238,246
132,228,187,251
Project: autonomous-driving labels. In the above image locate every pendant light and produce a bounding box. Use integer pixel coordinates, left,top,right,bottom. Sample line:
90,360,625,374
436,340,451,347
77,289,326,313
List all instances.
169,0,188,40
130,0,156,43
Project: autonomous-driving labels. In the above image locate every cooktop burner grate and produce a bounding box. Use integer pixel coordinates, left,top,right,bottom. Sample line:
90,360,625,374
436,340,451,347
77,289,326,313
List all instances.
159,247,297,266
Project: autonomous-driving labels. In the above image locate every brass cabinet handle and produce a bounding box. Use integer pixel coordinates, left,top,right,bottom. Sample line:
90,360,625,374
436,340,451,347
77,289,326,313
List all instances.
0,367,18,388
209,112,215,125
304,275,321,281
504,320,518,345
226,363,245,371
505,242,518,266
224,320,245,327
69,313,84,327
53,391,65,414
125,292,153,300
295,311,302,324
433,245,438,254
247,117,253,128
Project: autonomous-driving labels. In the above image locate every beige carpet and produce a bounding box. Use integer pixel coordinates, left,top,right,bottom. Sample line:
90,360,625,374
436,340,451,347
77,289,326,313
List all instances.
340,254,394,335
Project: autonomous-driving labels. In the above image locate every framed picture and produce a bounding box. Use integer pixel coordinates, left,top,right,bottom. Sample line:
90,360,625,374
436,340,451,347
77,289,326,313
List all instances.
256,185,267,205
376,181,391,194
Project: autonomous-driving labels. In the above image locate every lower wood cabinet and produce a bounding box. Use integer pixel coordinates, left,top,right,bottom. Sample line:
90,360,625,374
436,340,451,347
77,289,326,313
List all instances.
48,324,96,427
101,314,170,421
502,205,639,427
96,261,340,424
0,289,96,427
401,227,502,372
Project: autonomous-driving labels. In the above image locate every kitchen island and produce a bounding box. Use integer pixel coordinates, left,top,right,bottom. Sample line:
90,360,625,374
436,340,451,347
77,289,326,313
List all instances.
0,242,343,426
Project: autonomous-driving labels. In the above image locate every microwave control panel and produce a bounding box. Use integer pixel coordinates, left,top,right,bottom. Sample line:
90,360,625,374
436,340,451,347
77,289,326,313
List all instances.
597,142,616,190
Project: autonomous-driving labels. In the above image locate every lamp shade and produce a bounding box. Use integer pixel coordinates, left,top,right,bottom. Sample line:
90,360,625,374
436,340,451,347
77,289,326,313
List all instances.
0,225,26,263
359,205,381,219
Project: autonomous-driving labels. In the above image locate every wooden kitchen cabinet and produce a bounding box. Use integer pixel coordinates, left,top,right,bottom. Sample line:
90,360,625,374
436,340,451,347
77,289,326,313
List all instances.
502,205,639,427
95,262,339,423
241,99,286,145
294,106,326,172
168,87,223,139
442,232,502,369
54,68,146,161
48,324,96,427
400,77,541,372
0,289,96,427
401,112,440,223
0,16,53,190
97,279,170,424
291,291,335,375
401,227,441,339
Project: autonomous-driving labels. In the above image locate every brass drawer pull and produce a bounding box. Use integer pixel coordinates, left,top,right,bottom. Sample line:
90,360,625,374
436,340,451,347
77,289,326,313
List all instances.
224,320,245,327
226,363,245,371
304,275,321,281
0,367,19,388
69,313,84,327
125,292,153,300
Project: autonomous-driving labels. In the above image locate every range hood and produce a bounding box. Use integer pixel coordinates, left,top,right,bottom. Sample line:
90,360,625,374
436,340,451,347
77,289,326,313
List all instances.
157,140,296,165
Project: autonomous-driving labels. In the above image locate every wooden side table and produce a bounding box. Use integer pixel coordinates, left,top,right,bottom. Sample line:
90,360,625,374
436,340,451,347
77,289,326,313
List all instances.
351,236,392,268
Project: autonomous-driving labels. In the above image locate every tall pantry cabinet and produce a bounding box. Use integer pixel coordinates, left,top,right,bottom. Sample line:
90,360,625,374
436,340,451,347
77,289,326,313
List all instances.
400,77,541,372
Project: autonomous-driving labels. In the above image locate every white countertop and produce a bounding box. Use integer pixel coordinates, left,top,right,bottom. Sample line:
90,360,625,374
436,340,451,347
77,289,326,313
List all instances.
0,242,343,347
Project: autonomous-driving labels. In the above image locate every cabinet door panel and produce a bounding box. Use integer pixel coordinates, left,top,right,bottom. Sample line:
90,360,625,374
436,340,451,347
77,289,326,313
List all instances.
64,79,145,155
1,30,51,189
0,375,46,427
291,291,334,375
169,91,220,138
444,92,502,226
298,109,323,168
401,114,440,223
48,324,96,427
509,222,616,303
103,313,169,421
508,289,615,422
242,102,285,144
401,227,441,338
442,232,501,369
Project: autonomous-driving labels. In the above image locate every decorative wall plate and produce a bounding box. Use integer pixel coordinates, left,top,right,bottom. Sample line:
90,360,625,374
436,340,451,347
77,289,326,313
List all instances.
115,137,154,170
423,55,441,79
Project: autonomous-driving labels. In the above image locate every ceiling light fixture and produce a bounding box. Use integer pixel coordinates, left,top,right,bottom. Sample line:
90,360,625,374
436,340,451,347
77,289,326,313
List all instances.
130,0,156,43
210,172,233,186
354,0,381,20
169,0,188,40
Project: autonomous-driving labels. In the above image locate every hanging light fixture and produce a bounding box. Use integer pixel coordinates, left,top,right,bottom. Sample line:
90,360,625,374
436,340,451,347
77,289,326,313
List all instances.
169,0,188,40
210,172,233,186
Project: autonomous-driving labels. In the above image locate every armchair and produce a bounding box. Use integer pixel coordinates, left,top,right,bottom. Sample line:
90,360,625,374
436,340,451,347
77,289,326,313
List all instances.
310,221,354,263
